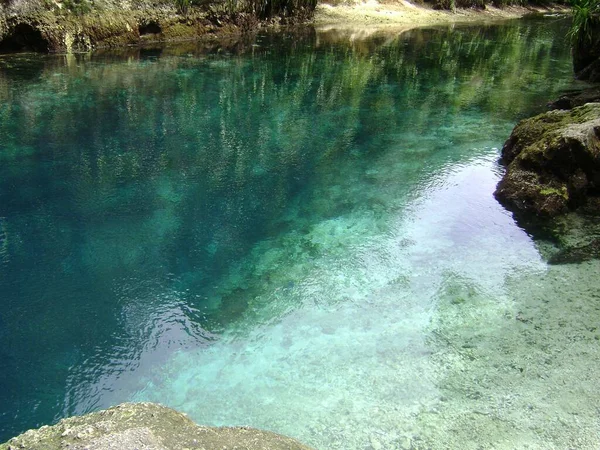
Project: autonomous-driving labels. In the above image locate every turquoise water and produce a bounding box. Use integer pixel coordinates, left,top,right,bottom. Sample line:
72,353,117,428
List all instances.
1,18,599,448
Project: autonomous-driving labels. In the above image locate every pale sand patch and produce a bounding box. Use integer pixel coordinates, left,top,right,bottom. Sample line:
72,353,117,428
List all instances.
314,0,567,33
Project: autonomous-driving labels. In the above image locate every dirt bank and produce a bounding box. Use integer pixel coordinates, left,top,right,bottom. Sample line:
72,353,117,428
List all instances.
314,0,567,32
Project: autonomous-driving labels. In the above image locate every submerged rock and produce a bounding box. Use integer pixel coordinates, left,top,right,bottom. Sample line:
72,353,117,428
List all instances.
0,402,313,450
548,237,600,264
494,103,600,218
539,209,600,264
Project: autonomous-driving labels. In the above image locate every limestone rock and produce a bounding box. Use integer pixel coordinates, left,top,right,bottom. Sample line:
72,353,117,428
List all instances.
0,402,314,450
494,103,600,218
0,0,219,53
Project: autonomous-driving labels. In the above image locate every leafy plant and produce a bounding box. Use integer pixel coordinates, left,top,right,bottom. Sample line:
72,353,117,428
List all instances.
568,0,600,44
175,0,191,14
63,0,92,15
177,0,316,19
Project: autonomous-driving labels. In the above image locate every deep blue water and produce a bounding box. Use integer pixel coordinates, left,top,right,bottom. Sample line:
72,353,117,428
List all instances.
2,18,597,449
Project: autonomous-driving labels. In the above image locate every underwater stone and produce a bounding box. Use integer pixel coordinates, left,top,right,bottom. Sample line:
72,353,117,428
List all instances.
495,103,600,218
0,402,314,450
548,237,600,264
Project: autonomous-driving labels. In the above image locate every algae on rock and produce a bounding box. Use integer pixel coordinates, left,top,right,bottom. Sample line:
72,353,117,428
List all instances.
494,102,600,218
0,0,259,53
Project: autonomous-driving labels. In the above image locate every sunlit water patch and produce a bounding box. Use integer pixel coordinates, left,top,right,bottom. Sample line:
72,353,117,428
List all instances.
1,18,599,449
131,153,552,449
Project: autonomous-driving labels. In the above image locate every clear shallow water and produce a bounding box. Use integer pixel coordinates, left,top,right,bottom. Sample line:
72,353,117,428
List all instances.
1,18,599,448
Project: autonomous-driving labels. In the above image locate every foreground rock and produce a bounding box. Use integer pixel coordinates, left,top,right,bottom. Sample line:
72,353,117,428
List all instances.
0,403,313,450
494,103,600,218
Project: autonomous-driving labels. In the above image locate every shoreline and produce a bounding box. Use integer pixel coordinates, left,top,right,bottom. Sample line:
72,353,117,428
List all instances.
313,1,569,33
0,0,570,54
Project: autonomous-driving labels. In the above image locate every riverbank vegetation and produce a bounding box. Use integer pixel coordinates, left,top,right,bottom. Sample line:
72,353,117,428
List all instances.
569,0,600,80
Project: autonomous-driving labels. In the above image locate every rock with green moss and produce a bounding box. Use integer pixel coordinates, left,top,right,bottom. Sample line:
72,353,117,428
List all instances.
0,0,243,53
494,103,600,218
0,402,314,450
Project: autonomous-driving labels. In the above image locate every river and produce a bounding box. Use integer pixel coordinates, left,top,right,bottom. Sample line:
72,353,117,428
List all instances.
1,17,598,449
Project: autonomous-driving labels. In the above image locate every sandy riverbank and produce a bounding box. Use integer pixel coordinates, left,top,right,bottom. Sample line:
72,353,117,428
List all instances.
314,0,567,32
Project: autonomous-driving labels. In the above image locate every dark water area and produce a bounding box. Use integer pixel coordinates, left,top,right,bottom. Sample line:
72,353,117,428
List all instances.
1,18,595,448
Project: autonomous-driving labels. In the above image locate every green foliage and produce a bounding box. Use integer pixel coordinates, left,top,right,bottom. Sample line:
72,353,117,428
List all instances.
431,0,569,10
175,0,316,19
206,0,241,16
433,0,456,10
568,0,600,44
249,0,318,19
490,0,523,7
175,0,191,13
63,0,92,15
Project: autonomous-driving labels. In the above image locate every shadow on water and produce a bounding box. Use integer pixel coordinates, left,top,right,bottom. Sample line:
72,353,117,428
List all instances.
0,17,577,442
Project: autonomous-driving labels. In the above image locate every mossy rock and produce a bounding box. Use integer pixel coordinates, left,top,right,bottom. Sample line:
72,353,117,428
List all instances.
0,402,314,450
495,103,600,218
0,0,220,53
